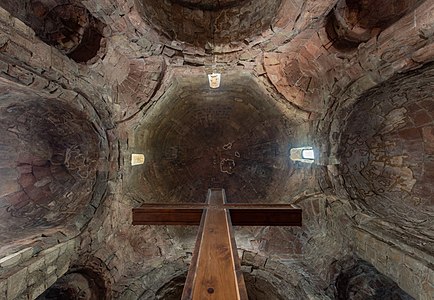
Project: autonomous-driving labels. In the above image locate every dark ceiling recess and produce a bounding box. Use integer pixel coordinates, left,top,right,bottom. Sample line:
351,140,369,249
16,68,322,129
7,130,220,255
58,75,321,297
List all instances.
0,0,107,64
0,85,101,246
128,74,297,204
338,63,434,250
335,260,413,300
37,257,112,300
326,0,422,51
134,0,282,47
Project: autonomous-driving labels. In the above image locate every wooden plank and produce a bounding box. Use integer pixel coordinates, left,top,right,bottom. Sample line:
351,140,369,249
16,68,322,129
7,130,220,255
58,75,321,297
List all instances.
181,189,248,300
137,203,299,209
133,207,301,226
191,189,247,300
181,204,207,299
225,204,248,300
230,209,302,226
132,208,203,225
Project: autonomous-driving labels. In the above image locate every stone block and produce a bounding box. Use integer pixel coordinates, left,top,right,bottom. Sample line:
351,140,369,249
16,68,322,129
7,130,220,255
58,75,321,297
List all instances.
0,252,22,269
28,258,45,273
30,42,52,70
46,265,57,275
242,251,256,265
29,283,46,300
12,18,30,36
27,270,44,287
386,247,402,282
264,259,280,272
46,274,58,289
7,267,27,300
398,262,421,299
0,6,11,24
0,41,32,63
0,280,6,298
42,249,60,265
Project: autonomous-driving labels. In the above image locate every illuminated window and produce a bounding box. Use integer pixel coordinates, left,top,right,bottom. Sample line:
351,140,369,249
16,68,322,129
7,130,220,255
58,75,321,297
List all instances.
302,149,315,160
290,147,315,164
131,154,145,166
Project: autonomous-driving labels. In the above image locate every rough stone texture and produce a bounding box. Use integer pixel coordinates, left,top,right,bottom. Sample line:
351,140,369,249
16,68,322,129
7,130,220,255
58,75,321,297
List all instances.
337,64,434,252
127,72,304,204
0,0,107,64
336,259,414,300
353,226,434,300
326,0,423,50
0,239,76,300
134,0,283,47
0,0,433,299
37,255,114,300
0,85,102,246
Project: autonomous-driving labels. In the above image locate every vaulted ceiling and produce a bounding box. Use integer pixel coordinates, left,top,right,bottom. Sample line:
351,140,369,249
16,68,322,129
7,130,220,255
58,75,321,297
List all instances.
0,0,432,299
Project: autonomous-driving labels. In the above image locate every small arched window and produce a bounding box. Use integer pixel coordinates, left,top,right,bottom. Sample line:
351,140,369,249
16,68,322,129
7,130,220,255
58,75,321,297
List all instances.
290,147,315,164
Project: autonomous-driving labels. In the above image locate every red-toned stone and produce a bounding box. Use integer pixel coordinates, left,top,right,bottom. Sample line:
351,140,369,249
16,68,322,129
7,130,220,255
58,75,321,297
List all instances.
412,110,432,127
18,173,36,188
32,165,51,180
398,127,422,140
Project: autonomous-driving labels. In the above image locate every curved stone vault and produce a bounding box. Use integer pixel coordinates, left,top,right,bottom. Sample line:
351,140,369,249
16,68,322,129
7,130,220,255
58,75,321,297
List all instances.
0,81,105,248
134,0,283,47
127,72,306,204
338,63,434,251
0,0,433,299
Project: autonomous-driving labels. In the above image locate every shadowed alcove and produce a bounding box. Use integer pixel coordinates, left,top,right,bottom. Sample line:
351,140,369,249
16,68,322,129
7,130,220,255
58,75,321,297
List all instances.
0,80,104,253
0,0,107,64
134,0,283,47
126,72,308,204
338,63,434,253
326,0,423,50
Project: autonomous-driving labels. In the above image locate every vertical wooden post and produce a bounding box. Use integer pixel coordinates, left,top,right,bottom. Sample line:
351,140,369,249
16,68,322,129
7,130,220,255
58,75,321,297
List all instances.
181,189,248,300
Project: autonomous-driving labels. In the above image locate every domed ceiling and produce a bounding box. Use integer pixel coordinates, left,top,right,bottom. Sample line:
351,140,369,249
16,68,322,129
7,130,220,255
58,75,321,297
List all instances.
338,63,434,247
126,72,307,204
134,0,283,47
0,80,106,248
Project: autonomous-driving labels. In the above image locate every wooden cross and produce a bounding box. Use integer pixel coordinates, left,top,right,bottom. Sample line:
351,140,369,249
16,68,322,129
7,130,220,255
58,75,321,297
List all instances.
132,188,302,300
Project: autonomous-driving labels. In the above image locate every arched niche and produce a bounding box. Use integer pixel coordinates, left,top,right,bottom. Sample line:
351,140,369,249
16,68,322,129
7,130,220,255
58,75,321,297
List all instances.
337,63,434,248
0,80,105,252
326,0,422,51
37,257,112,300
133,0,283,47
335,260,413,299
0,0,107,64
153,272,292,300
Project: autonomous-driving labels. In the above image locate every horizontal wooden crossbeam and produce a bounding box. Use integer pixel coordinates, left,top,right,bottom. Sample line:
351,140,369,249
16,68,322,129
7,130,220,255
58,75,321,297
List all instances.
132,204,302,226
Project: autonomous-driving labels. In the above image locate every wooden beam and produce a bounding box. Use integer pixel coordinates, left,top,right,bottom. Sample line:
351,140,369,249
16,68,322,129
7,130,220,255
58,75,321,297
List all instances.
132,208,203,225
132,203,301,226
230,209,302,226
181,189,248,300
132,189,303,299
132,207,302,226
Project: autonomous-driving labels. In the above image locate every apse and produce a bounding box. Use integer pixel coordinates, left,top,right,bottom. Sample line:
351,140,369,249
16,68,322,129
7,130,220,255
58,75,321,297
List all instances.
0,81,102,249
338,63,434,251
134,0,283,47
126,72,305,204
0,0,107,64
326,0,422,50
37,256,112,300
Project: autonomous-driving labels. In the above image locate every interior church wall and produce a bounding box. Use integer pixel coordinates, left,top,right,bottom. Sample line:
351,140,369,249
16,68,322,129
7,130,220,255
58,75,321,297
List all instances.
0,4,117,299
0,239,76,299
353,226,433,299
0,0,432,299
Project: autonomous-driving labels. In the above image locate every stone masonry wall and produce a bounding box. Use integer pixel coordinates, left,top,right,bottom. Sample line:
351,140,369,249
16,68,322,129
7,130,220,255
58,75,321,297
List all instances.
0,239,76,300
353,225,433,300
